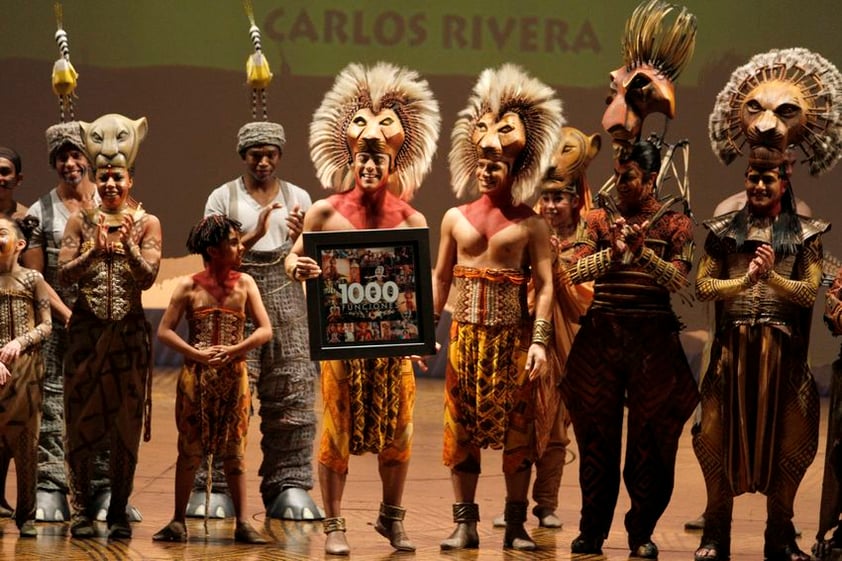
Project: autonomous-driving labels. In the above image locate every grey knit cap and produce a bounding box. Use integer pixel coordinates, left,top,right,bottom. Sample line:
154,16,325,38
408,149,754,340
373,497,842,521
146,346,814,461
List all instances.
46,122,85,166
237,121,286,155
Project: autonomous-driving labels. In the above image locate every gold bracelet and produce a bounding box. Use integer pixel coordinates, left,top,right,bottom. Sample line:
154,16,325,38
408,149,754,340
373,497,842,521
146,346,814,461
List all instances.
531,318,552,346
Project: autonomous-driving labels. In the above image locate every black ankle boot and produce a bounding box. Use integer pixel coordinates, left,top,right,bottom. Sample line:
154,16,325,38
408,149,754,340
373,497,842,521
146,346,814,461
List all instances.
503,500,536,550
571,533,604,554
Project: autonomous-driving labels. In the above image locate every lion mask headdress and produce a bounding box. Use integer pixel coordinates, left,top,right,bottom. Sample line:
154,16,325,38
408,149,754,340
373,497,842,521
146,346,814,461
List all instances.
309,62,440,201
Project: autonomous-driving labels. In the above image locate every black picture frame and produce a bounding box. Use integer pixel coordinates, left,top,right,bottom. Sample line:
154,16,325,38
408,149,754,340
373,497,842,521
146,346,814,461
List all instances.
302,227,436,360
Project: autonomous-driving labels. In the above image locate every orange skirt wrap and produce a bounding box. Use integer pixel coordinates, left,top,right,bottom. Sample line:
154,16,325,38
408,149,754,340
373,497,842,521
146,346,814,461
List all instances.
319,357,415,474
443,266,535,474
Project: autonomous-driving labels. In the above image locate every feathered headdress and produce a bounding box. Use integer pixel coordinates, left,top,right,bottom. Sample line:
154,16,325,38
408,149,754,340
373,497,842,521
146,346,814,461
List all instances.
622,0,696,82
309,62,441,200
450,63,564,206
709,47,842,176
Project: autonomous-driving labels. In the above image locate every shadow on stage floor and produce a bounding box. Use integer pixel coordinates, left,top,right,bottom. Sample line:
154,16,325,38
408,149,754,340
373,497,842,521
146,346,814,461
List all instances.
1,369,830,560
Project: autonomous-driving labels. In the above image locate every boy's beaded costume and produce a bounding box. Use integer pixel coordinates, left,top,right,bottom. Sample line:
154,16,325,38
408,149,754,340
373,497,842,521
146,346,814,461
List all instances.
306,61,440,554
696,47,842,561
152,214,271,545
177,308,251,487
437,63,563,551
561,2,699,558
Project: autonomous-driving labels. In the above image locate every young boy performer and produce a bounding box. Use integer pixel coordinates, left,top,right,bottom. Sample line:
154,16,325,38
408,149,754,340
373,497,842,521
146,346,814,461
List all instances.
153,215,271,544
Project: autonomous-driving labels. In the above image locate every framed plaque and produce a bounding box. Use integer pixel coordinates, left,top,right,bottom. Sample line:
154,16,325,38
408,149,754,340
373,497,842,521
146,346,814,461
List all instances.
302,227,436,360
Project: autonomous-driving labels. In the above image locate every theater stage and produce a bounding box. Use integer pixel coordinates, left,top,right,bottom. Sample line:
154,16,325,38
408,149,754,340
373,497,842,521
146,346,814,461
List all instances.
0,369,829,560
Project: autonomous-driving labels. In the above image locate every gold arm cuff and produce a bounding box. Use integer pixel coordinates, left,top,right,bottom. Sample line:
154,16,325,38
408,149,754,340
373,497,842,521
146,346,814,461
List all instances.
531,318,553,346
568,248,612,284
638,247,687,292
766,270,817,307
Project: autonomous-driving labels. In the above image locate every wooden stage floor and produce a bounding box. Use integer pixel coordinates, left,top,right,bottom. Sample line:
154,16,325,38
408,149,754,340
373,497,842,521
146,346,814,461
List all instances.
0,369,830,560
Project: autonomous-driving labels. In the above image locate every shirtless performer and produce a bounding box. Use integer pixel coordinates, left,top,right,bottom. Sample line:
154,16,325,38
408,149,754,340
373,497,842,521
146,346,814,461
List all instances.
433,64,563,551
285,62,440,555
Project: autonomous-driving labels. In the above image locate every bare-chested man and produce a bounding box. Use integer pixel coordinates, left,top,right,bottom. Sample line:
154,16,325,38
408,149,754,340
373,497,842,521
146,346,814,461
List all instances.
285,62,440,556
433,64,563,551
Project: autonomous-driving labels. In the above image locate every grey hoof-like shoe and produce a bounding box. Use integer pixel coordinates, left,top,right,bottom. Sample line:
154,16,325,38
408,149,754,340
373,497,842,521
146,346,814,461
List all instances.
185,490,234,519
92,491,143,522
374,502,415,551
36,490,70,522
440,502,480,550
323,517,350,555
266,487,323,520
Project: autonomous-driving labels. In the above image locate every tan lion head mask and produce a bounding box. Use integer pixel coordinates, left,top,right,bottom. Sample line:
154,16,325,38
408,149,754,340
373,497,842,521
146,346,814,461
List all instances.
80,113,148,170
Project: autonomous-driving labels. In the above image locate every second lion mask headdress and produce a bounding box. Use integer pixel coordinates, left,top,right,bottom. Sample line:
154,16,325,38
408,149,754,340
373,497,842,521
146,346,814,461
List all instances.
450,63,564,206
709,47,842,176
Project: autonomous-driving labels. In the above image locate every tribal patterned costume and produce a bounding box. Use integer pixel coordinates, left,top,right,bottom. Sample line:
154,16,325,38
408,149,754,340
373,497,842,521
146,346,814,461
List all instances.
319,357,415,474
0,268,50,531
699,46,842,561
443,266,534,474
436,62,561,552
304,61,440,554
562,192,698,551
62,208,155,530
176,307,250,482
562,3,698,556
694,212,826,558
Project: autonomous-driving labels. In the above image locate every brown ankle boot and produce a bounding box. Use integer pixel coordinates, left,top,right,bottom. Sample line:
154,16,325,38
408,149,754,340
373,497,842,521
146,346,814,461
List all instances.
374,502,415,551
503,500,536,551
440,502,480,550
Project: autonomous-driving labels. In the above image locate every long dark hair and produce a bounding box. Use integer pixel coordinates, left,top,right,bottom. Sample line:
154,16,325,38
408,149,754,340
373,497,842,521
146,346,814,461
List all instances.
727,164,801,256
